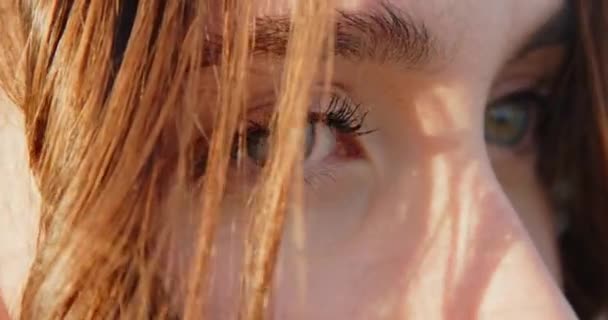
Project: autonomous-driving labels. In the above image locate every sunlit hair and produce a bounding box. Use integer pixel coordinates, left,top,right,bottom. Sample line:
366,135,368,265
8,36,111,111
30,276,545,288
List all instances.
0,0,606,319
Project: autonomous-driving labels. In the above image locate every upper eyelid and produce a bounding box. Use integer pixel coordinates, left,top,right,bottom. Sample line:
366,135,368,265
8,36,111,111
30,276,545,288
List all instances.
490,62,563,101
492,46,565,97
489,78,548,102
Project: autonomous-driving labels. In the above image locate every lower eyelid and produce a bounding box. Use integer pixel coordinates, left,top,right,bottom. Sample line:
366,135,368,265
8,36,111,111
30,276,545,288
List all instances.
304,164,340,187
303,159,369,189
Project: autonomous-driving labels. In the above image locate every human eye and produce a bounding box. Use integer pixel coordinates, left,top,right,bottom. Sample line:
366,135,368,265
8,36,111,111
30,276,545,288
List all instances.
237,93,375,185
484,90,547,149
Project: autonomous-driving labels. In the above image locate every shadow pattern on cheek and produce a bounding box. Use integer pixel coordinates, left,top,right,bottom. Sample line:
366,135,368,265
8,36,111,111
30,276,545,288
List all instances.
351,86,520,319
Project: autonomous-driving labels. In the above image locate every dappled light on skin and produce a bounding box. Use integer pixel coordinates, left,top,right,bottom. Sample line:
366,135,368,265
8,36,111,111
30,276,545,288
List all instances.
391,159,489,319
396,195,410,223
398,154,456,319
1,0,604,318
427,155,451,233
440,166,514,319
348,82,560,319
448,160,482,286
352,86,466,319
283,201,310,318
414,86,470,138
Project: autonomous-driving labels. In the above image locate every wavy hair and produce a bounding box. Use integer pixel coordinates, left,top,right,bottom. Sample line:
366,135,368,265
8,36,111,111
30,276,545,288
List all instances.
0,0,606,319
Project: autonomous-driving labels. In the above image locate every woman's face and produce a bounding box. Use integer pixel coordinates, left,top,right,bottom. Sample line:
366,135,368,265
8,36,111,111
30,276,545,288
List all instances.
0,0,577,318
172,0,574,319
187,0,579,319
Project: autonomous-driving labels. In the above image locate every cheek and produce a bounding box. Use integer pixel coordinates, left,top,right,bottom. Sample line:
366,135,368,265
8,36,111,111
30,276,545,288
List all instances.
206,200,250,318
270,148,522,319
295,161,375,253
161,197,248,318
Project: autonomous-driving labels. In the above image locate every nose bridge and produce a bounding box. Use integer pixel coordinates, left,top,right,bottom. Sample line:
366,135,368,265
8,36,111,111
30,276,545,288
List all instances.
427,153,578,320
385,85,575,319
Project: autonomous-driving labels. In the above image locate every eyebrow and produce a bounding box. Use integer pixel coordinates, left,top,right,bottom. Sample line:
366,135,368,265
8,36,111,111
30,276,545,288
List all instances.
203,4,437,67
514,3,574,59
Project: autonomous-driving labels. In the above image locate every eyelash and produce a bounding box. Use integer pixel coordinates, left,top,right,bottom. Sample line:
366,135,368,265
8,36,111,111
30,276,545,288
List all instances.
313,95,375,136
245,94,374,139
235,94,373,179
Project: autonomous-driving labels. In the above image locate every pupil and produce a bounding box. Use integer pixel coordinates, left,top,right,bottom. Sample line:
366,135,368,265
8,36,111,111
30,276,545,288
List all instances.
492,109,512,125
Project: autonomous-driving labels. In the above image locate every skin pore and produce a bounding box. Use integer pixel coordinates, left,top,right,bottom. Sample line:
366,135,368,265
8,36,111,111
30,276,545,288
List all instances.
0,0,584,319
